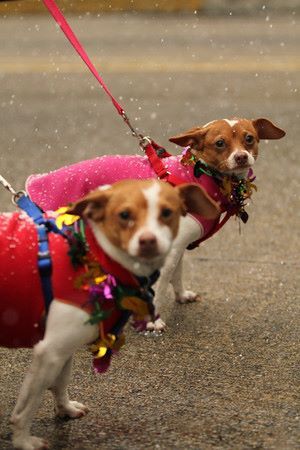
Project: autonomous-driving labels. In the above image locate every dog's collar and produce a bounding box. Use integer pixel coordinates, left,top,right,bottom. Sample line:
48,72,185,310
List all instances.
197,160,257,223
181,148,243,181
181,148,257,223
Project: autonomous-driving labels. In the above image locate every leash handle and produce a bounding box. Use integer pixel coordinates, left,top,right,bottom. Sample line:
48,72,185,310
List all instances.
42,0,142,140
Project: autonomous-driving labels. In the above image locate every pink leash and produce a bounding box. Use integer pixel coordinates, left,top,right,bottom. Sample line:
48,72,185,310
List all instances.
42,0,142,141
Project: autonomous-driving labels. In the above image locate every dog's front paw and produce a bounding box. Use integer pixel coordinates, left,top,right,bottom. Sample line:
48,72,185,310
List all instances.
56,400,89,419
132,315,166,333
12,435,49,450
175,290,200,304
146,317,166,332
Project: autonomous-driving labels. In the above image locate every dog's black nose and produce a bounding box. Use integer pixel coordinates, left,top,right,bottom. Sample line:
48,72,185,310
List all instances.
234,152,248,166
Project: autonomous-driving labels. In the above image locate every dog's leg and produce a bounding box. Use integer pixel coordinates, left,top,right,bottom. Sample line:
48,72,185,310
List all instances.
171,254,186,301
146,244,183,332
11,301,98,450
11,340,69,450
50,356,89,419
147,215,201,331
171,254,200,303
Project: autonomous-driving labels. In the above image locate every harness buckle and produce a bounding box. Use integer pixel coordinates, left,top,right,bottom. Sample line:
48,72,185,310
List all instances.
158,170,171,180
38,250,51,260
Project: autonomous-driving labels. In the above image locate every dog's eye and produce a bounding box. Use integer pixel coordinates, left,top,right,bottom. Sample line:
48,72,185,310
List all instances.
245,134,254,145
119,210,131,220
161,208,173,219
215,139,226,149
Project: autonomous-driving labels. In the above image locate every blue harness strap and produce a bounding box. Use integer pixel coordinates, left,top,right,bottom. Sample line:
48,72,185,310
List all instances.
16,194,64,313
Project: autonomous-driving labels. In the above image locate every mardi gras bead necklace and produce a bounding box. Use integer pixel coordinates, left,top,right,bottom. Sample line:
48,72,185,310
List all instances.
181,148,257,223
221,173,257,223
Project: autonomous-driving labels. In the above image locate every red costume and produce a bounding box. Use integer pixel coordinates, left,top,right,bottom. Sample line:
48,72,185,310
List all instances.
0,212,140,349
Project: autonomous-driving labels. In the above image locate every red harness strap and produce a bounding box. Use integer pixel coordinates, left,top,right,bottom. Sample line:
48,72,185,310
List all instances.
144,142,188,186
188,210,233,249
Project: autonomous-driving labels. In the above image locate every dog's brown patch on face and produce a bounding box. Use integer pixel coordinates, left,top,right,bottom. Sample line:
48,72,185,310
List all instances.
202,120,259,172
192,120,259,172
88,180,185,252
95,182,148,251
156,182,186,238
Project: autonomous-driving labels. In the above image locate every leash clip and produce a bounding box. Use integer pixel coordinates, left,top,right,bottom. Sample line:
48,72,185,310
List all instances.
12,190,27,206
121,111,143,140
139,136,152,151
121,111,152,152
0,174,27,205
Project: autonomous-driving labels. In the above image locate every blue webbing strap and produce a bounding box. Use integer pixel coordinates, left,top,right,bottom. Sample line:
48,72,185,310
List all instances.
16,194,64,313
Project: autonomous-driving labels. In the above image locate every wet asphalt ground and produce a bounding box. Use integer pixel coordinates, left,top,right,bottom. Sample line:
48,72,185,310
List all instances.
0,11,299,450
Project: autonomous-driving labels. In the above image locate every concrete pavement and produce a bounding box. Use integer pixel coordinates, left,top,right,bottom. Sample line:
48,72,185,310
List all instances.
0,13,299,450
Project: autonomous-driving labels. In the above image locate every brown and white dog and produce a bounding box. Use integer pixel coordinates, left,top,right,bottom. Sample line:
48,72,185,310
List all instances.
0,179,219,450
158,117,286,308
26,118,286,331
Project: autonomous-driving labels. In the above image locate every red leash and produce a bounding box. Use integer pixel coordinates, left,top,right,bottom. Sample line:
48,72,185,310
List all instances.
42,0,142,141
42,1,176,173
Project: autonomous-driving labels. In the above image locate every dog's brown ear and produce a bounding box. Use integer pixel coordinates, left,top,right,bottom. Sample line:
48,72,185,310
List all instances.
176,183,220,219
169,127,204,149
67,188,111,222
252,118,286,140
